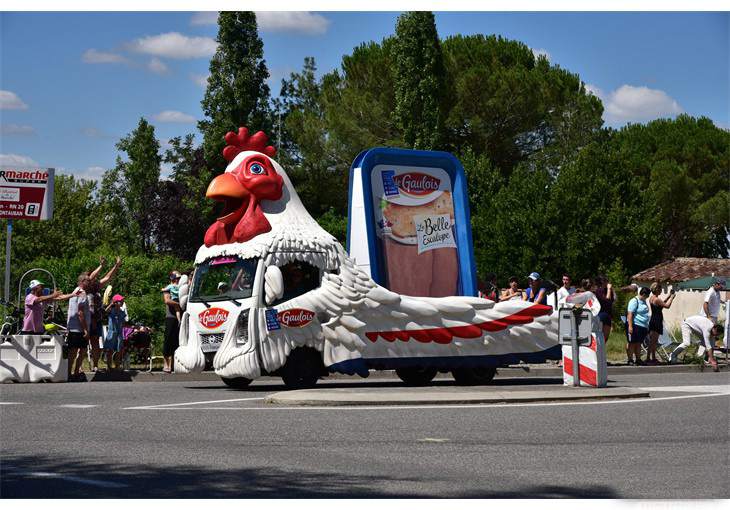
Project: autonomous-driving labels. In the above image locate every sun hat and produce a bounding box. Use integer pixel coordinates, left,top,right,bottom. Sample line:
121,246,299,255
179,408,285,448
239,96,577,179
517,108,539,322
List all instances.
527,272,541,281
29,279,44,289
112,294,125,302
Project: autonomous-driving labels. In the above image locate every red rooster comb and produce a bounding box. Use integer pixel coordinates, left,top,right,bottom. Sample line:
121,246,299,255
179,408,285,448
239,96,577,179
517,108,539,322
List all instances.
222,127,276,162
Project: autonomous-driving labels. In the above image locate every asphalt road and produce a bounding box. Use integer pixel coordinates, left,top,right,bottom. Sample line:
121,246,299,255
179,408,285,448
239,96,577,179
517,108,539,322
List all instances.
1,372,728,499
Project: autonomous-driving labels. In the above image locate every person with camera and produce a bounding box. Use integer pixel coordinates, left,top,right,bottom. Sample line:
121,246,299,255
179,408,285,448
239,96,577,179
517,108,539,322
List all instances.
646,283,676,365
21,280,78,335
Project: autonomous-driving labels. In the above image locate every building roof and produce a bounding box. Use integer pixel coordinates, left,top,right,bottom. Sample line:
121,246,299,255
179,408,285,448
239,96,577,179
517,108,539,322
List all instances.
677,275,728,290
632,257,730,283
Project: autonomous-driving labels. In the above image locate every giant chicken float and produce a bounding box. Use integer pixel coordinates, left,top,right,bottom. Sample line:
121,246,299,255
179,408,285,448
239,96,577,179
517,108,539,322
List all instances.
174,128,562,389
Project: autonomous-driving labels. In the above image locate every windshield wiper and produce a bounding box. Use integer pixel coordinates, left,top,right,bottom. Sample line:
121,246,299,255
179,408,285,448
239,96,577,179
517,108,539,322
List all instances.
229,297,241,307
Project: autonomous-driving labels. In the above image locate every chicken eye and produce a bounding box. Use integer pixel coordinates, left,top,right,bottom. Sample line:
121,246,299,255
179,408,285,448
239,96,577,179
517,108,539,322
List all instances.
249,163,266,175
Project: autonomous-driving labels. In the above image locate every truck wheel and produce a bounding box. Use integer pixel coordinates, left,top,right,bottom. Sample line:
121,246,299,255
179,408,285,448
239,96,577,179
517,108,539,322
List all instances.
395,366,438,386
221,377,252,389
451,366,497,385
281,347,323,390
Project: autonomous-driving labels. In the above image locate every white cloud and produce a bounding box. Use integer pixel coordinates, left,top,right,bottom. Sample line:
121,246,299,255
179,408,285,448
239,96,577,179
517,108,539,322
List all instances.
153,110,196,123
82,49,129,64
147,57,171,75
1,124,35,136
586,84,683,124
81,127,100,138
127,32,217,60
255,12,331,35
56,166,107,181
531,47,551,61
190,12,217,26
0,154,39,166
189,72,209,88
0,90,29,110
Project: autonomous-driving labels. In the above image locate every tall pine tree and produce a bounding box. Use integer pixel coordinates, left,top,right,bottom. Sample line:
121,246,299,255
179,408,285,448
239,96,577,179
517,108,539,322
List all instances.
199,11,273,174
393,11,444,150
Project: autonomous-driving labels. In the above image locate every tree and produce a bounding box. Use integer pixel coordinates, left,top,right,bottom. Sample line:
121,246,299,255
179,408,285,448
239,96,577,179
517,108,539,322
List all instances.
393,11,444,150
100,117,161,253
441,34,603,176
612,115,730,258
199,11,272,175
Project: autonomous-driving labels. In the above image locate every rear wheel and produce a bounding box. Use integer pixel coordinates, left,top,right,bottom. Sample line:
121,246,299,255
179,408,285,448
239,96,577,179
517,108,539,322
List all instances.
451,366,497,385
395,366,438,386
281,347,323,390
221,377,252,389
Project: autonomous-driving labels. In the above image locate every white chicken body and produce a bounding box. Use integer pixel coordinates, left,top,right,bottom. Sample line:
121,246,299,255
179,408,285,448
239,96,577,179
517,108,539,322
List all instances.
175,148,560,380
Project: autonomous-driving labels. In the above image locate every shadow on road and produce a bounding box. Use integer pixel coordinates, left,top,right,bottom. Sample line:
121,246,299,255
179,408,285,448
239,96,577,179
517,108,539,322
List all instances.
1,453,618,498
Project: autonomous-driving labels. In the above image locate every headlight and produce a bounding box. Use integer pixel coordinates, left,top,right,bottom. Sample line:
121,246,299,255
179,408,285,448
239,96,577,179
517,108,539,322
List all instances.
236,309,250,345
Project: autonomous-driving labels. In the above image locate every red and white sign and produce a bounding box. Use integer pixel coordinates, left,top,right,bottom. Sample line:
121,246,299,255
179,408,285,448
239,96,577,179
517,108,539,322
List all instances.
0,166,55,221
198,308,230,329
276,308,315,328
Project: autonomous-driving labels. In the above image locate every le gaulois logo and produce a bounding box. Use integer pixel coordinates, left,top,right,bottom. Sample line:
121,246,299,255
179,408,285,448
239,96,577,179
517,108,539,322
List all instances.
392,172,440,196
276,308,315,328
199,308,229,329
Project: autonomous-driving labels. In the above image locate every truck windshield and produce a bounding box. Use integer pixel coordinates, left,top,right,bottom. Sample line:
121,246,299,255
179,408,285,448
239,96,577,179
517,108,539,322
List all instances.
190,256,258,302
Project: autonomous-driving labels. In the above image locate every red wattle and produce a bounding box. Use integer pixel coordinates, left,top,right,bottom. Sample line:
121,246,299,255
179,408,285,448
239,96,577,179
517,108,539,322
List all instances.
233,196,271,243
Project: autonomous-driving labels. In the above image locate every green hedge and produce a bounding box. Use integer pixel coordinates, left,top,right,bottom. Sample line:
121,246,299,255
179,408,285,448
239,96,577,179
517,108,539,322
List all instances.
7,253,192,350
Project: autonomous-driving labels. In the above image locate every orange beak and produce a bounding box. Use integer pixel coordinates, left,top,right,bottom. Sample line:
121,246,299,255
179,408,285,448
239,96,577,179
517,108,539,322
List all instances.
206,172,250,224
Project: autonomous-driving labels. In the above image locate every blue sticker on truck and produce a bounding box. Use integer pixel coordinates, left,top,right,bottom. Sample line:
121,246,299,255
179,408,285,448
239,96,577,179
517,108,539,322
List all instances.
265,309,281,331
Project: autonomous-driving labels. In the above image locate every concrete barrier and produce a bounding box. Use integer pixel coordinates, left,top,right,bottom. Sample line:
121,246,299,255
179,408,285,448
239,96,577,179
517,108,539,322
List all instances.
0,334,68,383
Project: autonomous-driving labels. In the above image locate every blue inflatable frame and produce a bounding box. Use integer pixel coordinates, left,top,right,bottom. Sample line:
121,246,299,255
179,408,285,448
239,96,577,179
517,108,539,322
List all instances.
347,147,478,297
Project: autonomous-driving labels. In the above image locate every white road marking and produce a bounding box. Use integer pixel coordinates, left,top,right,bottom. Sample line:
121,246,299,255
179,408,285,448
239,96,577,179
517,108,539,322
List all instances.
123,396,264,410
58,404,98,408
0,402,24,405
418,438,450,442
128,391,728,411
2,465,128,488
637,385,730,394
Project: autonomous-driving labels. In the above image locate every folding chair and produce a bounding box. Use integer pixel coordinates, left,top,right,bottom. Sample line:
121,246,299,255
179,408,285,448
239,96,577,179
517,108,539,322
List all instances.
654,325,683,362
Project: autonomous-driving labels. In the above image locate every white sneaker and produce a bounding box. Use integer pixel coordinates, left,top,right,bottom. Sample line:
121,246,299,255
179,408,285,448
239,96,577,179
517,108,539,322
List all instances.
668,353,677,365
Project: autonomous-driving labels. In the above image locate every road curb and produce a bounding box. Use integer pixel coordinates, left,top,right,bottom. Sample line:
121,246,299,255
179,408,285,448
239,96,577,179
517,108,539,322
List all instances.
263,386,650,406
77,362,727,383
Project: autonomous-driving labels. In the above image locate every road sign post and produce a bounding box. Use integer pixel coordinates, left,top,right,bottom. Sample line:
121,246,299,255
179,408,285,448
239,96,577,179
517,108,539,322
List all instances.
559,306,593,387
0,167,55,308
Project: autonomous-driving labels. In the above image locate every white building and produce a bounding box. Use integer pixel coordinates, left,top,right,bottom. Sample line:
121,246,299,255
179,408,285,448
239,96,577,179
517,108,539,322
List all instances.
631,257,729,331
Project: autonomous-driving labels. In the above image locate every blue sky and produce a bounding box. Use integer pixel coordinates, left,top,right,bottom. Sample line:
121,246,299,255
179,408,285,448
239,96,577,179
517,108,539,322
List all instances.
1,10,728,181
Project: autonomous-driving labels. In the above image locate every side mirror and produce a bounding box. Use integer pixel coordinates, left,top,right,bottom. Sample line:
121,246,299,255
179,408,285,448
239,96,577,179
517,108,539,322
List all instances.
264,265,284,305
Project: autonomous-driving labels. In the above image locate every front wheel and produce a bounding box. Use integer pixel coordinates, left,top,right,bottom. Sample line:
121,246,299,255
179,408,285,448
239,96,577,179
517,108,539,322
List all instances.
221,377,252,389
395,366,438,386
281,347,324,390
451,366,497,386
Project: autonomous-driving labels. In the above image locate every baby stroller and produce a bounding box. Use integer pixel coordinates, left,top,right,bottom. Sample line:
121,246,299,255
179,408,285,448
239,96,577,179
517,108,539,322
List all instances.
123,323,153,371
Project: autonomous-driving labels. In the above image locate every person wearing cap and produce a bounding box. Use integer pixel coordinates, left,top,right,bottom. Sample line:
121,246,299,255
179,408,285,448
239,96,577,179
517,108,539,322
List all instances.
217,282,230,294
103,294,128,371
669,315,722,372
523,272,547,305
21,280,77,335
701,277,725,323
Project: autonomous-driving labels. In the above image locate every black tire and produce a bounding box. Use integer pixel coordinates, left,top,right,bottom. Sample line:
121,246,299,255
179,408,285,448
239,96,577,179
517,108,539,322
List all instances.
395,366,438,386
281,347,323,389
451,366,497,385
221,376,253,389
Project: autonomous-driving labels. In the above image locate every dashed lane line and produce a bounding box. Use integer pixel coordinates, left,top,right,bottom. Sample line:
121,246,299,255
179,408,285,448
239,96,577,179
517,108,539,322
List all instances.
2,465,129,488
58,404,99,408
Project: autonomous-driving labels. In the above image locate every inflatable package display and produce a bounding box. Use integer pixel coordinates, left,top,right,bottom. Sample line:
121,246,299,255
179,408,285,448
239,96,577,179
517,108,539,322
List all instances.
174,128,561,389
0,334,67,383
